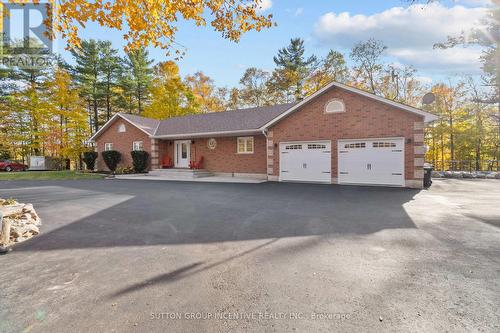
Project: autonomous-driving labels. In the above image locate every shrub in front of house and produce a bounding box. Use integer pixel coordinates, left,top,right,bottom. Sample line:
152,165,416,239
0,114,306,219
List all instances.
131,150,149,173
82,151,98,171
102,150,121,173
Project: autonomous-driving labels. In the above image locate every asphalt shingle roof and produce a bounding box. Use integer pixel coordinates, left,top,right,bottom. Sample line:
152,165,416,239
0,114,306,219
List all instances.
120,113,160,135
153,103,296,137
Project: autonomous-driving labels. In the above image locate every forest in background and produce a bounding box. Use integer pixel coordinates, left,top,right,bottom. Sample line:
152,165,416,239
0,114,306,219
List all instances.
0,15,498,171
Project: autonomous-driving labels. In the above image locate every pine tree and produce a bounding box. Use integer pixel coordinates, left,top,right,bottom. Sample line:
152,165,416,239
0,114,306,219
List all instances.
124,48,153,115
272,38,317,100
70,40,102,133
99,41,121,121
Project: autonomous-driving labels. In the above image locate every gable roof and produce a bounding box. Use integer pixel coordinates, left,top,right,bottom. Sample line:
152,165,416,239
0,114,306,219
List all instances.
259,81,438,129
90,81,438,141
153,103,295,138
89,113,160,141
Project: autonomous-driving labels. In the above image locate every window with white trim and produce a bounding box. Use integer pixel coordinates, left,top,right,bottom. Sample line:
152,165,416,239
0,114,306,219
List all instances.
118,124,126,132
325,99,345,114
133,141,144,151
104,143,113,151
237,137,254,154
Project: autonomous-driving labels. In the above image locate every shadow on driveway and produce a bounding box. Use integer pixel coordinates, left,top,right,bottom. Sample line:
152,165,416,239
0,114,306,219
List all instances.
7,180,419,252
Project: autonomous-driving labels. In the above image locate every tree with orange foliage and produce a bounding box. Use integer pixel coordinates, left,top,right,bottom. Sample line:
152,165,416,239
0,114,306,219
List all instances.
3,0,274,55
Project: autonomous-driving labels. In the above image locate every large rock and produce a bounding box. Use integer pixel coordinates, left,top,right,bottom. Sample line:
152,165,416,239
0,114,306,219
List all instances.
11,224,39,237
1,199,42,245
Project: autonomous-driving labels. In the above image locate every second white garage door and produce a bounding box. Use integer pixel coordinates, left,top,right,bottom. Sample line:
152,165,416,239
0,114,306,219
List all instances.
338,138,405,186
279,141,331,183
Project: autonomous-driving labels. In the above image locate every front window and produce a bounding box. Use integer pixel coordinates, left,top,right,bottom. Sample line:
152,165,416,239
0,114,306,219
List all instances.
133,141,144,151
237,137,254,154
104,143,113,151
118,124,126,132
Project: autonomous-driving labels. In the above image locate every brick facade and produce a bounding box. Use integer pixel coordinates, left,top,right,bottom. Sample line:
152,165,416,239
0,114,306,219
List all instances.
158,136,267,175
268,87,424,186
95,118,152,171
93,86,427,187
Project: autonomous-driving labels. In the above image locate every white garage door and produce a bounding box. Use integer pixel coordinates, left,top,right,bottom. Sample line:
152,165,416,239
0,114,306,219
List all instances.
280,141,331,183
338,138,405,186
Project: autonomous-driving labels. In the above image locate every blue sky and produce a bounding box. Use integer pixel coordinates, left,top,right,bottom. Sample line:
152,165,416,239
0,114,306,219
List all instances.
16,0,494,87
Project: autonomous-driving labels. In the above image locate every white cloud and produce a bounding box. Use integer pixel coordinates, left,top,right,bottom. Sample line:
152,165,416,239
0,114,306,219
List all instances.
390,47,483,71
255,0,272,13
458,0,493,7
313,3,488,73
415,76,434,85
294,8,304,17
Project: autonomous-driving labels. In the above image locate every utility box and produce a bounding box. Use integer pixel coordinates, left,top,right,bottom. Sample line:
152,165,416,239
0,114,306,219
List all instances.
29,156,57,171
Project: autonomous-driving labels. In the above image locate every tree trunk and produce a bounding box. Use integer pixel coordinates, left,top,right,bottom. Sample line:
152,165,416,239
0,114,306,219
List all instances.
475,138,481,171
449,115,455,171
440,128,445,171
137,84,142,115
93,96,98,133
106,76,111,121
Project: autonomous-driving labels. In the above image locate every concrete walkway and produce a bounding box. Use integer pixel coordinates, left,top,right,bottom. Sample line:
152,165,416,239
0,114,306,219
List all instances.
114,174,268,183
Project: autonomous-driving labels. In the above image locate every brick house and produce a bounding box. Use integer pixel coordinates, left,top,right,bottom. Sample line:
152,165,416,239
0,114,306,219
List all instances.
90,81,437,188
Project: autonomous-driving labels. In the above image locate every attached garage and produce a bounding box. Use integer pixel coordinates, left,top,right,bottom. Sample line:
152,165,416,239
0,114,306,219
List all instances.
337,138,405,187
279,141,331,183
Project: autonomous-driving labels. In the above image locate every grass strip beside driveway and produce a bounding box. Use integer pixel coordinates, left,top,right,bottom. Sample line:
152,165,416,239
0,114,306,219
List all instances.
0,171,105,181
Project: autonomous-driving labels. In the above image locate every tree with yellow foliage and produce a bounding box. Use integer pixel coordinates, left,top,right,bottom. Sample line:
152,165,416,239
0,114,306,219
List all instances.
185,71,225,112
45,67,90,164
143,61,198,120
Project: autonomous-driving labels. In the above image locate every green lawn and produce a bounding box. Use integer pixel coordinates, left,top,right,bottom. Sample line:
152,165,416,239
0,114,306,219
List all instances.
0,171,106,181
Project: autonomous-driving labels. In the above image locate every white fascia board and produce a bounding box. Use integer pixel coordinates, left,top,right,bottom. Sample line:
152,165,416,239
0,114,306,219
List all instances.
89,113,154,141
152,129,261,139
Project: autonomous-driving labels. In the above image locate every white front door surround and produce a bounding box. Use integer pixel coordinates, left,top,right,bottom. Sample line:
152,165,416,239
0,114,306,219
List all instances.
337,137,405,187
174,140,191,168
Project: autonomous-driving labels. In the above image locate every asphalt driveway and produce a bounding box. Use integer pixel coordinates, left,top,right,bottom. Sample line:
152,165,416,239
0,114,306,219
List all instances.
0,179,499,332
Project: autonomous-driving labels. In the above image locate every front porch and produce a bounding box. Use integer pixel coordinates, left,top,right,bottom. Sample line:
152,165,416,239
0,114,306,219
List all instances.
114,169,267,183
151,139,200,170
149,135,269,178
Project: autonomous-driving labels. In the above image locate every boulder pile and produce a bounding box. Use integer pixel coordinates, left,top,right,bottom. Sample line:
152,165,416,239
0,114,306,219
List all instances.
0,198,41,246
431,171,500,179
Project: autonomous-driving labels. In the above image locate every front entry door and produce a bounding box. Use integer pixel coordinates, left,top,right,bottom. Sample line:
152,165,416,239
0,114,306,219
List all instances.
174,140,191,168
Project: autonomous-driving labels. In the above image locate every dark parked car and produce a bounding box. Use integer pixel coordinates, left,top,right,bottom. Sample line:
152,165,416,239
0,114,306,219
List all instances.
0,160,28,172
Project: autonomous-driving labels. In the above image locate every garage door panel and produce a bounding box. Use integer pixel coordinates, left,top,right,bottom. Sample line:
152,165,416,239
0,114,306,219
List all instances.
338,138,404,186
280,141,331,183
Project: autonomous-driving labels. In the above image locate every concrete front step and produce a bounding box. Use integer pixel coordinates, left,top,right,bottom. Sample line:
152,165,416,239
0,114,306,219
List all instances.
149,168,214,178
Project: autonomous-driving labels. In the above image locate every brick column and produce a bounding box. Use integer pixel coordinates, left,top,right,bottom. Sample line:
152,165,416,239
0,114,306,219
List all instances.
409,121,425,188
150,138,159,170
266,131,277,181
